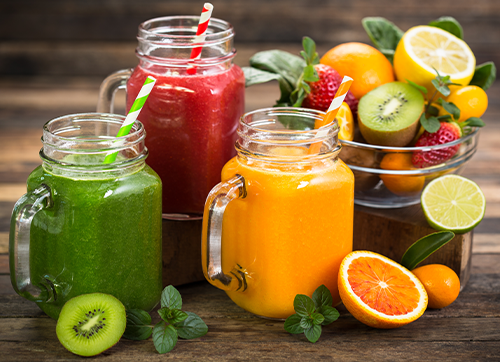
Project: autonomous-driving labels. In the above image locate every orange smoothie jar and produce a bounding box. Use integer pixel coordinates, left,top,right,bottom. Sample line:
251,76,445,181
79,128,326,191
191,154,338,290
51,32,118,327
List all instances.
202,108,354,319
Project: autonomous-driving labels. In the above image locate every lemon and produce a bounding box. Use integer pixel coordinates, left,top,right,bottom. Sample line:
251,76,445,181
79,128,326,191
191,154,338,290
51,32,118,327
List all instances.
421,175,485,234
394,26,476,98
336,102,354,141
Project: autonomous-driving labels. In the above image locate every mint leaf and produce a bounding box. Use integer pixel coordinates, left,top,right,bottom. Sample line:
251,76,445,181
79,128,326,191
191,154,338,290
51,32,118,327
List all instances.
161,285,182,310
312,285,333,309
293,295,315,317
284,314,304,334
300,316,314,329
439,99,461,120
301,36,319,65
429,16,463,39
311,313,325,326
463,117,485,128
242,67,281,87
420,114,441,133
152,321,178,354
123,309,152,341
470,62,496,90
249,50,305,105
401,231,455,270
158,307,188,324
318,306,340,325
431,78,451,97
406,79,428,94
304,325,322,343
437,115,452,121
175,311,208,340
362,17,404,63
427,104,440,117
303,65,318,83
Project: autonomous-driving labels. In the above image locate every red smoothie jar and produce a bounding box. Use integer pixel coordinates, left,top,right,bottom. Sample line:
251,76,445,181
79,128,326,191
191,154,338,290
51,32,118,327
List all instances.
98,16,245,219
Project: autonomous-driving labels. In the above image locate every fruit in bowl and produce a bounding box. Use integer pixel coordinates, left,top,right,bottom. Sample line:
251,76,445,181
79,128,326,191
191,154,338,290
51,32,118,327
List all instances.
242,16,494,208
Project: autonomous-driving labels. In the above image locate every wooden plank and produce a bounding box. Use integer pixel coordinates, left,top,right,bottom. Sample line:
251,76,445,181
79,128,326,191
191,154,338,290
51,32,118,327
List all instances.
0,232,7,253
0,340,498,361
0,184,26,202
474,234,500,253
0,255,8,275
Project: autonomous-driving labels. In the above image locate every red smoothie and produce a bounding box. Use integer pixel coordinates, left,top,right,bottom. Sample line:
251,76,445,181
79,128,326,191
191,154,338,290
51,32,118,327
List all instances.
127,64,245,215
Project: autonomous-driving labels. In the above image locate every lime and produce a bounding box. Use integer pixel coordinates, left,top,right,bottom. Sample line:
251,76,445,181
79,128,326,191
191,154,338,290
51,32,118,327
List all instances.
421,175,485,233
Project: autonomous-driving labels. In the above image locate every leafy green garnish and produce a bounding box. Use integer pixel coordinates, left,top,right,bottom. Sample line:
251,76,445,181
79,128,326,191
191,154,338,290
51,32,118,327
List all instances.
284,285,339,343
428,16,463,39
123,309,153,341
123,285,208,354
470,62,497,90
361,17,404,63
439,98,461,121
401,231,455,270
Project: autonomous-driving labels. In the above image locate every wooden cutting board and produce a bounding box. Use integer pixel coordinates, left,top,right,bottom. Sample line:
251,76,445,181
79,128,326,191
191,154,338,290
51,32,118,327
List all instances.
162,204,472,288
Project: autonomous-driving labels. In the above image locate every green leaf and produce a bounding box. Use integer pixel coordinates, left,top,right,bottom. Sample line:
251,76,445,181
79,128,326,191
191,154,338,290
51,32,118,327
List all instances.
420,114,441,133
312,285,333,309
302,36,317,65
429,16,463,39
284,314,304,334
293,295,316,317
303,65,318,83
440,99,461,120
427,105,440,117
318,306,340,326
152,321,178,354
161,285,182,310
401,231,455,270
243,67,281,87
299,316,314,329
174,311,208,340
470,62,497,90
123,309,152,341
437,115,452,121
463,117,485,127
431,78,451,97
304,325,322,343
311,313,325,326
158,307,188,324
406,79,428,94
362,17,404,63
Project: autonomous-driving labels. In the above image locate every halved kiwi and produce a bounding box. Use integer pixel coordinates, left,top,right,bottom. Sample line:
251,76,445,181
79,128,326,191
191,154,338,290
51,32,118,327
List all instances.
358,82,425,147
56,293,126,357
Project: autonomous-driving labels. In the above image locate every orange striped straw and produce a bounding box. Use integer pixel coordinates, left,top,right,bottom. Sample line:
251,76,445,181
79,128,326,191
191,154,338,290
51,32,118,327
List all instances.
308,75,354,154
186,3,214,75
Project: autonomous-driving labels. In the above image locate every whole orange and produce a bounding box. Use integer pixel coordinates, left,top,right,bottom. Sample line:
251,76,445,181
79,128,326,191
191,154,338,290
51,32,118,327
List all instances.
320,42,395,99
379,153,425,197
439,85,488,123
412,264,460,309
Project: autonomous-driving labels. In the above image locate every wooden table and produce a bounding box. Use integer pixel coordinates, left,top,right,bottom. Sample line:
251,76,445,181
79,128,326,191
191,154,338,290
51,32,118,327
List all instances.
1,75,499,360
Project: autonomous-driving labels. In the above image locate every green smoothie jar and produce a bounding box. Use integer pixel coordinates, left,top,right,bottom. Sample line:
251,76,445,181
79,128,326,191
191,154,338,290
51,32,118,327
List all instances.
9,113,163,319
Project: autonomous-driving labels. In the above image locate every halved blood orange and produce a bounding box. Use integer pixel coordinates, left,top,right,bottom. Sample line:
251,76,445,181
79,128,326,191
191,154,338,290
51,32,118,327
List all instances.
338,251,428,329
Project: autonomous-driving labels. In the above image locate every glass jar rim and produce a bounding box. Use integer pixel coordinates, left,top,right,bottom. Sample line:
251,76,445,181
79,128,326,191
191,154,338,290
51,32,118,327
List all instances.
138,16,234,48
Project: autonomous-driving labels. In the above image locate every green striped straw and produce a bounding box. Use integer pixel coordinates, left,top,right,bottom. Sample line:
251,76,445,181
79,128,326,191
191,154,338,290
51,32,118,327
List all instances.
103,76,156,164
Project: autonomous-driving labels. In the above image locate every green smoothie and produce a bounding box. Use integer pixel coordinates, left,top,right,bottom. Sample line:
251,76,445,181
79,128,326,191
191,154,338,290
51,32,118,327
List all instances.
27,163,162,320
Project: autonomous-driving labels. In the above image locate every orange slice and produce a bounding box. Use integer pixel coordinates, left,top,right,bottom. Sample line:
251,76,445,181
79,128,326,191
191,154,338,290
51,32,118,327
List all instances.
338,251,428,329
336,102,354,141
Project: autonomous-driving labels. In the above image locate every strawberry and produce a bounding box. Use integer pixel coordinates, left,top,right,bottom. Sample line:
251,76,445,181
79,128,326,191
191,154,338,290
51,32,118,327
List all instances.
302,64,359,114
412,122,462,168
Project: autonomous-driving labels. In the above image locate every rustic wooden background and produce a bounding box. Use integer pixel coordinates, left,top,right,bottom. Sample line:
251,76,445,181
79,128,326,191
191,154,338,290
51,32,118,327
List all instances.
1,0,499,77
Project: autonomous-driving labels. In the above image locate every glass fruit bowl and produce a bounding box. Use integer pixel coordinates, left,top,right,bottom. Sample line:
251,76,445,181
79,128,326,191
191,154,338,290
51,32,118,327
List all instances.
339,127,480,208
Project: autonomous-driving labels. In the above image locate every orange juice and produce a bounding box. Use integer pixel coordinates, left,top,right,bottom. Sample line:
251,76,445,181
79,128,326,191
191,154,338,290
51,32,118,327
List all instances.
219,152,354,319
202,107,354,319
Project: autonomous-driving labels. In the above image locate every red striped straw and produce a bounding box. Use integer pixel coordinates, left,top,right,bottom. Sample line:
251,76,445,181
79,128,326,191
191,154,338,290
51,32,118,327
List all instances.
186,3,214,75
309,76,354,154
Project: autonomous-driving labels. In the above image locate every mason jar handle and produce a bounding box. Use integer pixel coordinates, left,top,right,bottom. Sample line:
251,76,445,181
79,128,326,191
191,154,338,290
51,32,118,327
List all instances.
9,184,55,302
96,69,133,113
202,174,248,292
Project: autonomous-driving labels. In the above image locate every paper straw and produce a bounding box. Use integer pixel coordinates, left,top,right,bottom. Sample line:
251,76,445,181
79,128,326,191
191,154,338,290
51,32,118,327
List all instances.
103,76,156,164
186,3,214,75
308,76,353,154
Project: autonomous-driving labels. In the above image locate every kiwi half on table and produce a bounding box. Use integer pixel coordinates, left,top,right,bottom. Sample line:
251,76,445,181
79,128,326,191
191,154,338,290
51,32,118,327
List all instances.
56,293,126,357
358,82,425,147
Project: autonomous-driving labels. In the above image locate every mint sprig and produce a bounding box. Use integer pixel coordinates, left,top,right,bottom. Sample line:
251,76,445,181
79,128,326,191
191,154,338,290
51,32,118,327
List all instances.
284,285,339,343
123,285,208,354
